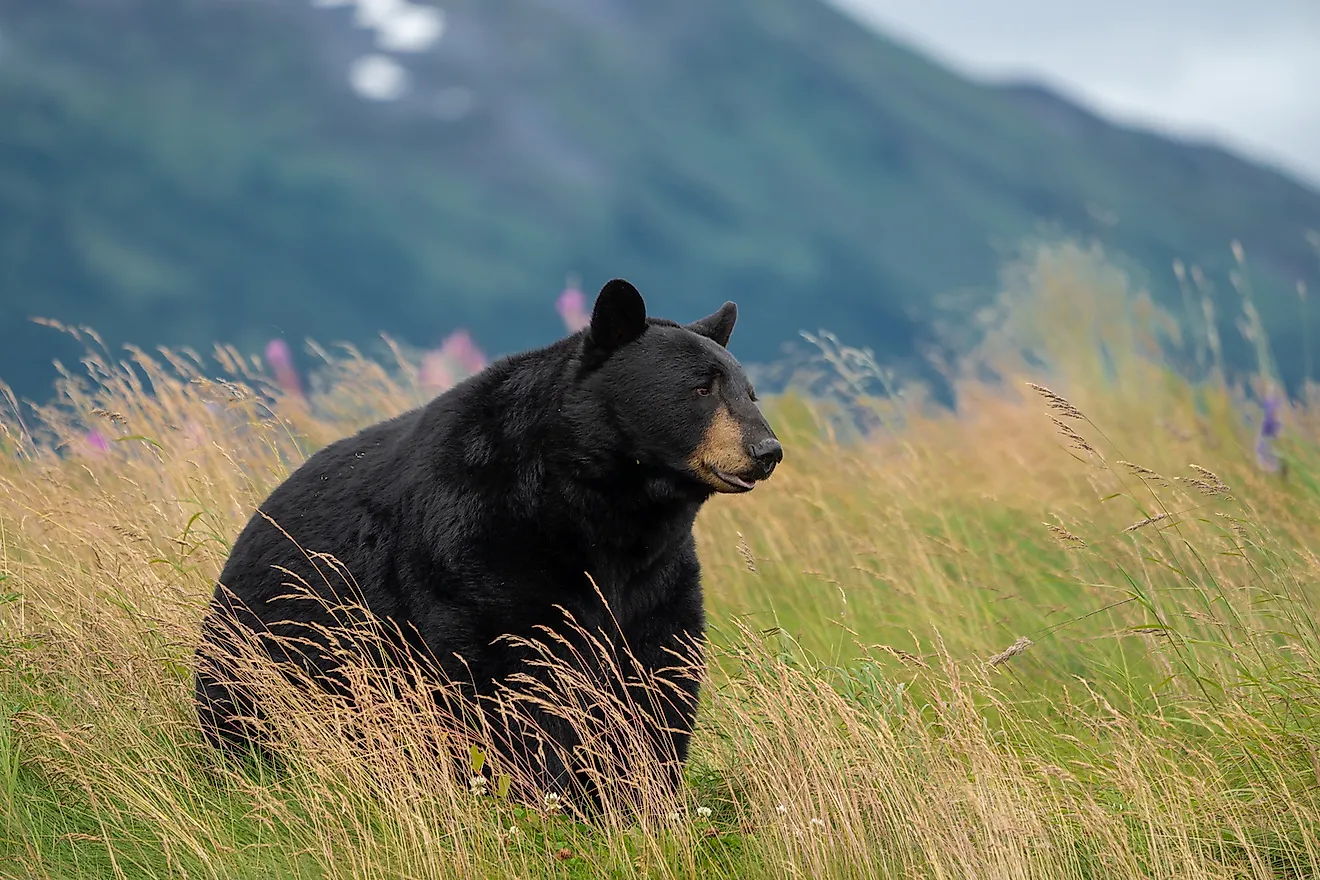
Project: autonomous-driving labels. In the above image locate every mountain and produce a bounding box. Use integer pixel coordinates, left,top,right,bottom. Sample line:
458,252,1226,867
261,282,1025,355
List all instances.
1,0,1318,401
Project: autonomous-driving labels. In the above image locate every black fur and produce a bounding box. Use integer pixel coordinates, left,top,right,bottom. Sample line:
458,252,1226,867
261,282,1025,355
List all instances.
194,279,781,803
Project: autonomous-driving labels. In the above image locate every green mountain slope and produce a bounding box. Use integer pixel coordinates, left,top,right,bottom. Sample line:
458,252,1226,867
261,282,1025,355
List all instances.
1,0,1317,400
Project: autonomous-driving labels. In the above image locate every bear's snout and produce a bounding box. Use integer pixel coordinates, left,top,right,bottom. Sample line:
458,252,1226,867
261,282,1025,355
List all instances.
748,437,783,479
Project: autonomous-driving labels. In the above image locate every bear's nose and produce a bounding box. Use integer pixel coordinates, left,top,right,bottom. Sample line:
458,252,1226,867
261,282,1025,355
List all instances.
748,438,783,476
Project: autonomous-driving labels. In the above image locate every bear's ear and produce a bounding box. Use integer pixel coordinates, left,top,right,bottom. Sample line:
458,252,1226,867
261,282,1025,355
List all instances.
586,279,648,353
687,301,737,348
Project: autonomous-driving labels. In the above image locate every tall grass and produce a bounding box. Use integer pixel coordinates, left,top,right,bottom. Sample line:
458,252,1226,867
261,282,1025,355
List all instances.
2,242,1320,878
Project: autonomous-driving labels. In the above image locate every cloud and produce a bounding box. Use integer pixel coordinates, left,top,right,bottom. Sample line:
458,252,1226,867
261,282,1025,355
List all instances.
348,54,408,101
827,0,1320,187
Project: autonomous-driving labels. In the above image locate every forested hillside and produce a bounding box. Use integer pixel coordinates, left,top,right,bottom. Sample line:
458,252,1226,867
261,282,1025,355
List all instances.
1,0,1317,398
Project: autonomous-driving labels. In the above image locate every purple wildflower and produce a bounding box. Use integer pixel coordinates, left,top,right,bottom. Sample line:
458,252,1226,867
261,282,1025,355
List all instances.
556,280,590,333
438,330,487,375
264,339,303,399
1255,392,1283,473
86,430,111,456
418,329,488,392
418,349,455,392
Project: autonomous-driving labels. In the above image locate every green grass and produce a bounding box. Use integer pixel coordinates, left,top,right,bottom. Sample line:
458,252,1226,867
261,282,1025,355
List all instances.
2,242,1320,877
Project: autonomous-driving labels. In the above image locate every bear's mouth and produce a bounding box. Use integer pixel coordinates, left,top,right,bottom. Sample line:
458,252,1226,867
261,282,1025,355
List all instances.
709,466,757,493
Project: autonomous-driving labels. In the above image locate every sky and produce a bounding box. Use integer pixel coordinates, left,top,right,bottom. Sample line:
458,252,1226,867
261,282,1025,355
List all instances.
828,0,1320,189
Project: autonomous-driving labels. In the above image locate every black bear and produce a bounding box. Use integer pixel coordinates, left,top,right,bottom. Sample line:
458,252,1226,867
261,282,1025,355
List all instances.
194,279,782,804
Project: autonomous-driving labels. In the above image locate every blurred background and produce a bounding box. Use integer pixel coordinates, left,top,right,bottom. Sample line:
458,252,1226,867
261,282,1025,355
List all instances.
1,0,1317,403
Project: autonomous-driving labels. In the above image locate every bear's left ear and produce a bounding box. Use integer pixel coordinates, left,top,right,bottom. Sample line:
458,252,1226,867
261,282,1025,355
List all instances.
687,302,737,348
586,279,648,354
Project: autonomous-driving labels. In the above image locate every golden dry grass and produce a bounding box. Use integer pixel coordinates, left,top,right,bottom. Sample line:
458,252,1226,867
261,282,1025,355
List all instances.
2,242,1319,878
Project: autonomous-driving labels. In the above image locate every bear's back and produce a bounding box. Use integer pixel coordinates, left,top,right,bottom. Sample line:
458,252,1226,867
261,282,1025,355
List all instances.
212,405,427,619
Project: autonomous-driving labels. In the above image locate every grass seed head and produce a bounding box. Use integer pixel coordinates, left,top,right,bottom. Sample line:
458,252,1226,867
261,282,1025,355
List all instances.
1215,513,1249,540
1049,416,1097,455
1044,523,1087,548
1124,513,1172,532
1117,460,1168,486
1026,383,1086,421
736,532,758,573
1189,464,1224,482
987,636,1034,668
1185,464,1230,496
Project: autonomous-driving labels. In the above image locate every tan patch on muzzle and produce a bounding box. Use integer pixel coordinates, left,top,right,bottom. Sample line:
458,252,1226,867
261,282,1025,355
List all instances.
689,407,755,490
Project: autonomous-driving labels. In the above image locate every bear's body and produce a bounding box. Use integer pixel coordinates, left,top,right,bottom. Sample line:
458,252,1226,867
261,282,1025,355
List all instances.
194,280,782,800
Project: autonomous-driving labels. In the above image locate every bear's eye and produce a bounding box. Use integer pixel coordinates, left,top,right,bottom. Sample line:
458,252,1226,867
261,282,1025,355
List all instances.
695,385,711,397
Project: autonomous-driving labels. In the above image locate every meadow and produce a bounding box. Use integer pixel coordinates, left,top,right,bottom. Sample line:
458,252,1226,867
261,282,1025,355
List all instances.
2,241,1319,879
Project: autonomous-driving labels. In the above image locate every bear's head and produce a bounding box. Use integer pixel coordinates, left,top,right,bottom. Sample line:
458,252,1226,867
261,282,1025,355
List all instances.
578,278,782,495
